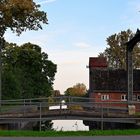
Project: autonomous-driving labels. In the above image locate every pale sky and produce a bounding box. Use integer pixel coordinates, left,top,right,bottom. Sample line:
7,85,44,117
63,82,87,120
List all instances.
4,0,140,94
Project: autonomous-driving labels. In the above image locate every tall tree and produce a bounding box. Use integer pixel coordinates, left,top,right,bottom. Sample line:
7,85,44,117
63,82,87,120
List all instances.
99,29,140,69
2,42,57,99
0,0,48,101
0,0,48,37
64,83,87,97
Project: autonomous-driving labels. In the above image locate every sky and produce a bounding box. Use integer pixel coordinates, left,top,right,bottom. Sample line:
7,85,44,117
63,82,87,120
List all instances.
4,0,140,94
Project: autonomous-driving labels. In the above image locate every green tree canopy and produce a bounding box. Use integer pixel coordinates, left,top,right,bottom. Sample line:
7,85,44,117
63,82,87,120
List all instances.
0,0,48,101
2,42,57,99
99,29,140,69
0,0,48,37
64,83,87,97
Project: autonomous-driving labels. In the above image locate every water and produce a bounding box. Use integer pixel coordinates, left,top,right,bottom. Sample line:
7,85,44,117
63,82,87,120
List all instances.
52,120,89,131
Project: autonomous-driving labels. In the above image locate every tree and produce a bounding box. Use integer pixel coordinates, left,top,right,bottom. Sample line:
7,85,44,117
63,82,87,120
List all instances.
51,90,61,97
0,1,53,130
0,0,48,101
2,42,57,99
64,83,87,97
99,29,140,69
0,0,48,37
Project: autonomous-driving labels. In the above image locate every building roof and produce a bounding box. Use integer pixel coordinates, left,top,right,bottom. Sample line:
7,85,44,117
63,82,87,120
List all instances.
89,57,107,68
90,69,140,92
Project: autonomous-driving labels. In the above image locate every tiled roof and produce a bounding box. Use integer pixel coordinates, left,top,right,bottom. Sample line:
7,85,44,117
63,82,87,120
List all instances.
89,57,107,68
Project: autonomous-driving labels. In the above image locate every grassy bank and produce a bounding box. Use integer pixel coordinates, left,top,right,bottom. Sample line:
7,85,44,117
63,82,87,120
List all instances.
0,129,140,137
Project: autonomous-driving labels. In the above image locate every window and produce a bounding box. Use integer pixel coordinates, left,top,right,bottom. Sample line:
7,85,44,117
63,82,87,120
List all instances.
121,95,127,101
101,95,109,101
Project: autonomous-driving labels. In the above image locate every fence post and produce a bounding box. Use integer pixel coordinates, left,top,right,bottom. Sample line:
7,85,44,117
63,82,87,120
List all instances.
59,96,62,115
101,102,104,130
39,103,42,131
23,99,25,116
68,96,71,109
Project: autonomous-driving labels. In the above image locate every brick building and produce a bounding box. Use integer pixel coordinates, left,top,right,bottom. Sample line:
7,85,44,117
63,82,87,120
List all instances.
89,57,140,110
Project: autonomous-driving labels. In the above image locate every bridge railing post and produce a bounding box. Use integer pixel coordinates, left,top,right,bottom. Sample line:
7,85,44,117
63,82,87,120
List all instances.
67,96,71,110
101,102,104,130
23,99,25,116
39,102,42,131
59,96,62,115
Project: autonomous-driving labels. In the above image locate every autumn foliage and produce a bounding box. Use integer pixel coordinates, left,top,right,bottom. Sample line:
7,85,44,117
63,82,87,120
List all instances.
64,83,87,97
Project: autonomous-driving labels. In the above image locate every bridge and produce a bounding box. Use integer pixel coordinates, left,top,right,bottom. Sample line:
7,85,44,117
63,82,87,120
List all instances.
0,96,140,130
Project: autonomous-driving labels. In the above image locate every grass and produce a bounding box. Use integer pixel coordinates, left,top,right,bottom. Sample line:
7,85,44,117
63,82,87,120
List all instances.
0,129,140,137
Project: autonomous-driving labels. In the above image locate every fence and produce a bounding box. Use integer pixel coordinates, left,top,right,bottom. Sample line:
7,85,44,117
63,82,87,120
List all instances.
0,96,140,130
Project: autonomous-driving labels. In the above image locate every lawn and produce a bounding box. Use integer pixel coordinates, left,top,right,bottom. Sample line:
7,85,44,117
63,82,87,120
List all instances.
0,129,140,137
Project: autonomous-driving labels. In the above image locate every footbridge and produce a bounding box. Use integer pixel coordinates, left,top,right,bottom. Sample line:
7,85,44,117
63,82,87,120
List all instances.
0,96,140,125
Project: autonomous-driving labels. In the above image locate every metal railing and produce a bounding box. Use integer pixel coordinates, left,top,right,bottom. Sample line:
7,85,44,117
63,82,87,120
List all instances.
0,96,140,130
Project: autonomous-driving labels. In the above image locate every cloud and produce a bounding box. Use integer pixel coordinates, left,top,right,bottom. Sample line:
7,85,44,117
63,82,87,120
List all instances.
74,42,92,48
37,0,56,5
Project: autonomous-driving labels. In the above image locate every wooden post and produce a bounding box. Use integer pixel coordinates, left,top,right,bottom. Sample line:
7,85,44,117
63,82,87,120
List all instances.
126,29,140,102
